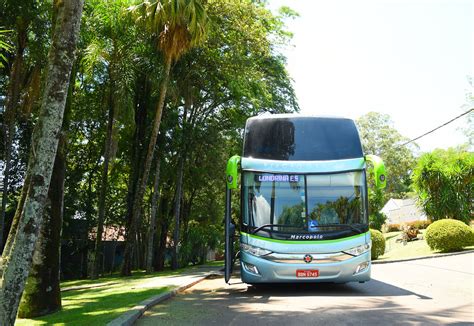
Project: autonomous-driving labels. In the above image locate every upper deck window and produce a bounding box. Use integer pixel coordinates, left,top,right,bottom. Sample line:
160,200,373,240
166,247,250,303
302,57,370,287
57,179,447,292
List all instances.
243,117,363,161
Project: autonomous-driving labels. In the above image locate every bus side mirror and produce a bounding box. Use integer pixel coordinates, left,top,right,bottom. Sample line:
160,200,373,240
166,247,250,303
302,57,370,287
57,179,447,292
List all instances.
226,155,241,189
365,155,387,189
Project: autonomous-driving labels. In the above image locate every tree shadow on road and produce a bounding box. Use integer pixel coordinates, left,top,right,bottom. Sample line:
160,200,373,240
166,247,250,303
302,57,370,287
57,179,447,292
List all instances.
240,279,431,299
137,277,471,326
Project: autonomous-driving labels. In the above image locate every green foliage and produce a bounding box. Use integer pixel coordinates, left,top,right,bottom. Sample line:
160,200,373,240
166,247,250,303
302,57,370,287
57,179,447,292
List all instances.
3,0,298,278
412,148,473,223
369,212,387,231
0,29,13,68
386,224,401,232
425,219,474,252
461,79,473,149
180,220,221,266
406,220,431,230
357,112,417,197
370,229,385,260
368,187,384,216
131,0,209,63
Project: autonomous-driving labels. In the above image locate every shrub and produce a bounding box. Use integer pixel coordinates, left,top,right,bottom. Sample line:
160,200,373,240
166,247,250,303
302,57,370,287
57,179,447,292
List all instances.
406,220,431,230
370,229,386,260
425,219,474,252
369,212,387,231
387,224,401,232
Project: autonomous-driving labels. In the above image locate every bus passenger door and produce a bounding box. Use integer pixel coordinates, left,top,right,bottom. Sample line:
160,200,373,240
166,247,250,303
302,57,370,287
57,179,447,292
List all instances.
225,156,240,283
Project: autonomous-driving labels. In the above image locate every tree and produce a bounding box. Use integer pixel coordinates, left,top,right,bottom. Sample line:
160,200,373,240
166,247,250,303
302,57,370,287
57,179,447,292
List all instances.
122,0,209,275
0,0,51,251
83,0,137,280
461,78,473,150
412,148,473,224
357,112,417,197
146,157,161,272
0,0,83,323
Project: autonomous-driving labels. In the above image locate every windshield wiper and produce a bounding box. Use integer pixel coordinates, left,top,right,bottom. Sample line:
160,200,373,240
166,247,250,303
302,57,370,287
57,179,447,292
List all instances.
251,224,300,234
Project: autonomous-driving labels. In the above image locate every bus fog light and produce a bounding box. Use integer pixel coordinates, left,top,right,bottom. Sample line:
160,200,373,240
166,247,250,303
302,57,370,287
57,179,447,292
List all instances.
242,262,260,275
354,262,369,274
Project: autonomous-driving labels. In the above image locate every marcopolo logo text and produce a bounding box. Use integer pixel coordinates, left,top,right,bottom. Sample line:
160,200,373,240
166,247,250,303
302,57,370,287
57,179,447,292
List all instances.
289,234,324,240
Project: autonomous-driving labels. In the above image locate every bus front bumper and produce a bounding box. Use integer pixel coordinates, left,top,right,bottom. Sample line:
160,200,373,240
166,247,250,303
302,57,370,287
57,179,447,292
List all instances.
240,251,371,284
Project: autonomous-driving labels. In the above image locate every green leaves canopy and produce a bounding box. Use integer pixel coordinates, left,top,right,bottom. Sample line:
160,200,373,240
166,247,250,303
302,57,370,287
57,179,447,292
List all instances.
412,148,473,223
357,112,416,197
132,0,209,63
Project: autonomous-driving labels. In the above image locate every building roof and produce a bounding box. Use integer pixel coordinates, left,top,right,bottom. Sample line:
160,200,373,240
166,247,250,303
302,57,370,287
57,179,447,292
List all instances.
381,197,427,224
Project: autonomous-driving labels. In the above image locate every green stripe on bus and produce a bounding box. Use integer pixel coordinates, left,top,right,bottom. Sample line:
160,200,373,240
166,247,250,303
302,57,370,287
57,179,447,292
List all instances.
241,231,368,244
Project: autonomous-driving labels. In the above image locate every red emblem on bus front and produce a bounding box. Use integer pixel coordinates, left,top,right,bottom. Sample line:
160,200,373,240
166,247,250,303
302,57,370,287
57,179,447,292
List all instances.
304,254,313,263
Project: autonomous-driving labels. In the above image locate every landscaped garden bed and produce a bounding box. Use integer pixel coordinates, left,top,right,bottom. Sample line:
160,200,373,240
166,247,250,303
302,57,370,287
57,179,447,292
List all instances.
378,228,474,261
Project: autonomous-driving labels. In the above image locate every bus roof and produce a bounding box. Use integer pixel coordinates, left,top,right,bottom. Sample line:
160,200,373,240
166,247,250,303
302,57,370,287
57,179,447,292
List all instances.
247,113,352,121
243,115,363,161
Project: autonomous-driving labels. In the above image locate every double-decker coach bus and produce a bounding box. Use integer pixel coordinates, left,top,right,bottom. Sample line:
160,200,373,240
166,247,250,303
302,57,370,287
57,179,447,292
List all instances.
224,114,386,284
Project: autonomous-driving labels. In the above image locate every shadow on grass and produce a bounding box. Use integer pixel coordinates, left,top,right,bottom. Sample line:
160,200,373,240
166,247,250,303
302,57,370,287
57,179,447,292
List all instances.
61,262,221,289
61,269,182,289
16,286,169,326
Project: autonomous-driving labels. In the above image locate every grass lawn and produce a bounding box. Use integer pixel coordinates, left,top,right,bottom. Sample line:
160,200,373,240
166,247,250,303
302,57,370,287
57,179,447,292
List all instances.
378,230,474,261
15,262,224,326
383,231,402,241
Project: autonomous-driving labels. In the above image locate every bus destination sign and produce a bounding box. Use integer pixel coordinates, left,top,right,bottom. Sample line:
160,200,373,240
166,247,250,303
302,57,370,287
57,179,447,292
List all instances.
255,174,300,183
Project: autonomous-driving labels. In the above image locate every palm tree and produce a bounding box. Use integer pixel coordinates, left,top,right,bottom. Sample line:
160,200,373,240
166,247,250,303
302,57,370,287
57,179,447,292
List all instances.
84,0,137,279
121,0,208,275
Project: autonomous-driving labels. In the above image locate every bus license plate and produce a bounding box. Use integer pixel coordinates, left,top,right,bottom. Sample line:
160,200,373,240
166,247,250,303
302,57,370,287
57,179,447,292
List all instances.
296,270,319,278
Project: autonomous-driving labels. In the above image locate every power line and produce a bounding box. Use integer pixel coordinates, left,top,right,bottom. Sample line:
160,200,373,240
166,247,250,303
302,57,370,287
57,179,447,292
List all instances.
399,108,473,147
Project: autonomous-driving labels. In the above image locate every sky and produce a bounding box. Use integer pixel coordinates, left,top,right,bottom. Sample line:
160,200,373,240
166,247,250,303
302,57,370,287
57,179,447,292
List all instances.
269,0,473,152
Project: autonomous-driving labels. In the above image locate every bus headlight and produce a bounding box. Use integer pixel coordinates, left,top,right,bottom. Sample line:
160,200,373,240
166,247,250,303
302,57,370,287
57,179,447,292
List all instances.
343,243,371,256
241,243,272,256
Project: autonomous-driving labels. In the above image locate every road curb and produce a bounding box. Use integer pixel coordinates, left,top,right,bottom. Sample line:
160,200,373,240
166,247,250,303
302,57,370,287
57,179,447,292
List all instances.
106,271,220,326
372,249,474,264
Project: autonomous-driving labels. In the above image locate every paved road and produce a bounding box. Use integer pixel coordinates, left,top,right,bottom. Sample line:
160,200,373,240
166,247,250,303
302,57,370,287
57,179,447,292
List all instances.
137,253,474,325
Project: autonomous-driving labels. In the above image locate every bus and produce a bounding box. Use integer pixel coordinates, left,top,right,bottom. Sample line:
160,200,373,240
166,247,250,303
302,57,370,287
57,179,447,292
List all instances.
224,114,386,284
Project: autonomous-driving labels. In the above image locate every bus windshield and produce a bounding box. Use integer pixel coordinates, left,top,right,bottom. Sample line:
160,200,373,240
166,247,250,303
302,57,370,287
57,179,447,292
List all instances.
243,171,367,235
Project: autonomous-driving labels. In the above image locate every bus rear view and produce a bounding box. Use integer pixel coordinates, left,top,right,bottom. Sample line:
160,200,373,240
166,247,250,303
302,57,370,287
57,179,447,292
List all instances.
224,114,386,284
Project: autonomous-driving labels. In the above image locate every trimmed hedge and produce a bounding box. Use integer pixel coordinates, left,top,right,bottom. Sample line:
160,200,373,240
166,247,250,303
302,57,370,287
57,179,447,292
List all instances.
406,220,431,230
387,224,401,232
370,229,385,260
425,219,474,252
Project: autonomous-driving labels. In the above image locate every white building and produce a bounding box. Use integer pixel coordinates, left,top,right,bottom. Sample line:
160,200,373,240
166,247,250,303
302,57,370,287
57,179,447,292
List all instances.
381,198,427,224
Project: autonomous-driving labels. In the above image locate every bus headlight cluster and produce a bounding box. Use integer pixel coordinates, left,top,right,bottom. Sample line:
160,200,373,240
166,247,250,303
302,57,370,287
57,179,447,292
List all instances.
240,243,272,257
343,243,371,256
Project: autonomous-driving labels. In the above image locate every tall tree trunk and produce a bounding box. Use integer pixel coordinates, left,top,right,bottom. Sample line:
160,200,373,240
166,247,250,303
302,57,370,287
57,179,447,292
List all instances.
171,93,192,270
146,158,161,273
121,56,172,276
0,175,30,272
17,57,76,318
0,24,28,251
0,0,83,323
122,75,148,272
90,103,115,279
17,135,65,318
172,156,184,270
154,194,171,271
